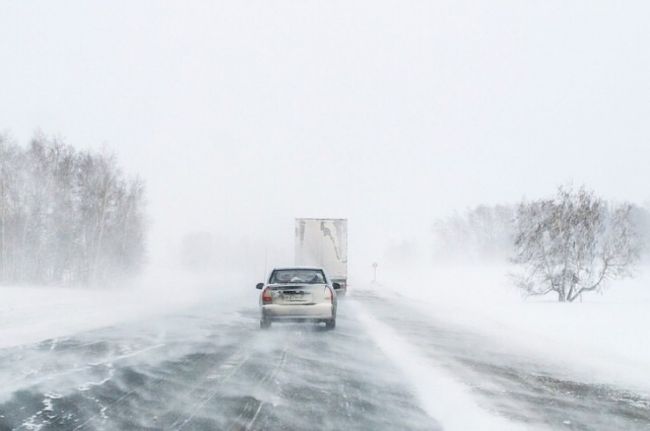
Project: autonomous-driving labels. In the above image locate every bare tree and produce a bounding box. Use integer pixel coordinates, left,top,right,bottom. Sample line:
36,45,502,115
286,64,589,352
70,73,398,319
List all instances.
432,204,515,262
512,186,639,302
0,135,28,282
0,133,146,285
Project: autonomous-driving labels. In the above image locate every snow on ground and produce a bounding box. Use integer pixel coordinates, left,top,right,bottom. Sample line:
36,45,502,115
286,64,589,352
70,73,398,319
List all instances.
352,300,526,431
3,260,648,397
373,263,650,393
0,269,249,350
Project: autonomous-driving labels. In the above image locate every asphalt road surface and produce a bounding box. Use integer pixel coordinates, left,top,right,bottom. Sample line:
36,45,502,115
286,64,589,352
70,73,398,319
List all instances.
1,291,648,431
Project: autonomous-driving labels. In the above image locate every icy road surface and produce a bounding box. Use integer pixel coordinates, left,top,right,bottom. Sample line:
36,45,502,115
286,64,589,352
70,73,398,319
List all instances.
0,291,649,431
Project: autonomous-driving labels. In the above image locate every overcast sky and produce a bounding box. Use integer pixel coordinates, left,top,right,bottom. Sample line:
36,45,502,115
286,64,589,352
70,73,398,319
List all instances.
2,1,649,268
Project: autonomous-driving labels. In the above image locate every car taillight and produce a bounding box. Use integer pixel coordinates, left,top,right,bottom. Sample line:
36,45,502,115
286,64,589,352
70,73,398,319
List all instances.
262,287,273,303
324,287,333,304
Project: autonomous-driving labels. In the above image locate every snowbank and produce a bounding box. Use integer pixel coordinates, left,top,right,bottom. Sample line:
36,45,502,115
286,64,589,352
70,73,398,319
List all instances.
372,264,650,393
352,300,525,431
0,269,250,350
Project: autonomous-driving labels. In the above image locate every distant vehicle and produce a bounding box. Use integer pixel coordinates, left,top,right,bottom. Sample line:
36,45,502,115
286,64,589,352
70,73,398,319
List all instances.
256,267,343,329
295,218,348,294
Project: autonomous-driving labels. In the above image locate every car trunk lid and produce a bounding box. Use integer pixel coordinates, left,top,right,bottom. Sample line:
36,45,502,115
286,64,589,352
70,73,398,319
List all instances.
268,284,328,305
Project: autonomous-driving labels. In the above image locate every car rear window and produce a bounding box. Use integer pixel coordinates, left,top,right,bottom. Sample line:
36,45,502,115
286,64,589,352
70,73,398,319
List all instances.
270,269,325,284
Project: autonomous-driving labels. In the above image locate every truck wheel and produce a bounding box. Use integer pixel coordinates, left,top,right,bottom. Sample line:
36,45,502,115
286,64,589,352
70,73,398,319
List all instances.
260,319,271,329
325,319,336,330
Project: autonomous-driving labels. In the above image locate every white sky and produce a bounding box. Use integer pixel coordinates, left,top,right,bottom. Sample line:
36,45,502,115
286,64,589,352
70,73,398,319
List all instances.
1,1,649,268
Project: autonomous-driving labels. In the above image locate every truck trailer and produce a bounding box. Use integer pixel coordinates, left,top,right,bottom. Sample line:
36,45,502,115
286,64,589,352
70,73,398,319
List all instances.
294,218,348,294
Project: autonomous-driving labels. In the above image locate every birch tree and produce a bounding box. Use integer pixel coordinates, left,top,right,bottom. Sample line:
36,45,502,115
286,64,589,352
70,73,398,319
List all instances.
0,134,146,285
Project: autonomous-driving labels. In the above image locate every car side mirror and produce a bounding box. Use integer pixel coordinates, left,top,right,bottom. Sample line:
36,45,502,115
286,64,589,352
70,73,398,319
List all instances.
332,282,341,290
256,283,264,290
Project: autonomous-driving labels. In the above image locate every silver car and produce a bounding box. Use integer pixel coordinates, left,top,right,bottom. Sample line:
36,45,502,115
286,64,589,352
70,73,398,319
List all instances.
256,267,342,330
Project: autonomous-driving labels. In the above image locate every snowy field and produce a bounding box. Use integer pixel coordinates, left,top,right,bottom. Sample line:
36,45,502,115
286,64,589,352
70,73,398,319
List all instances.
0,270,250,350
374,264,650,393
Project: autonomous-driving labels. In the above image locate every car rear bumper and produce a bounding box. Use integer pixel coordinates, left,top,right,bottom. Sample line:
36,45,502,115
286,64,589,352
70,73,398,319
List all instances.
262,303,334,320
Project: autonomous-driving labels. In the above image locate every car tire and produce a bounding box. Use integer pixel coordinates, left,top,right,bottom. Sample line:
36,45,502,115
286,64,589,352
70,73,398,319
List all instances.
260,319,271,329
325,319,336,330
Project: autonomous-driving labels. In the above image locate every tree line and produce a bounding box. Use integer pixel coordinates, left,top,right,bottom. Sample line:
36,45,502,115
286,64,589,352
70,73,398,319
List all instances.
433,186,649,302
432,204,515,262
0,133,146,285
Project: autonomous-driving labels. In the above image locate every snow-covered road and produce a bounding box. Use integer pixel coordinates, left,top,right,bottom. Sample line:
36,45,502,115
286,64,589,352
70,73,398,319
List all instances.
0,290,648,431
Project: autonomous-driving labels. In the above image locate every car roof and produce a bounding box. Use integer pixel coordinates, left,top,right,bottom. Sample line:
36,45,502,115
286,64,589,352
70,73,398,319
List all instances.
271,266,325,271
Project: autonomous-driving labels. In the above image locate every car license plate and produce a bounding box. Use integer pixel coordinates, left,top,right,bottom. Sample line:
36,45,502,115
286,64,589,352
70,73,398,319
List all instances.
287,294,303,301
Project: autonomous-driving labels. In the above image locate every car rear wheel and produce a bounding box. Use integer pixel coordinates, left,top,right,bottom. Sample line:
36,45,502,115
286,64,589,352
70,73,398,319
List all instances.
260,319,271,329
325,319,336,330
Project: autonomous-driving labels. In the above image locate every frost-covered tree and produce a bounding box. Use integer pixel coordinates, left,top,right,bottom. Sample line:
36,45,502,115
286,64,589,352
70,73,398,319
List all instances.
0,133,146,285
512,186,639,302
630,204,650,262
0,135,25,281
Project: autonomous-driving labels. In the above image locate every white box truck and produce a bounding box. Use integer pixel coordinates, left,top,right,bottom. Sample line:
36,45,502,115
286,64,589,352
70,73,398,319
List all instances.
295,218,348,294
